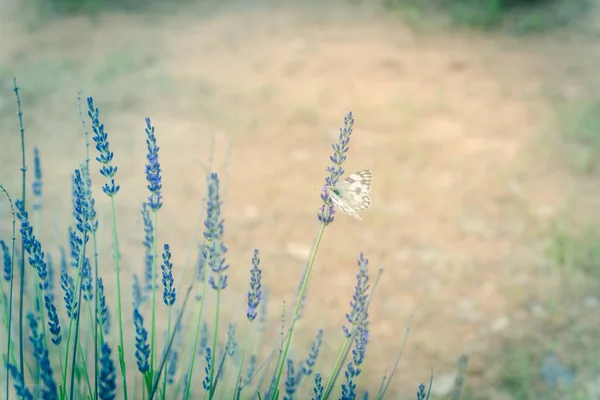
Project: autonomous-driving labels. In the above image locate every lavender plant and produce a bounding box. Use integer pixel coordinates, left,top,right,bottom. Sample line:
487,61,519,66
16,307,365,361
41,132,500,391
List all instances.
0,78,435,400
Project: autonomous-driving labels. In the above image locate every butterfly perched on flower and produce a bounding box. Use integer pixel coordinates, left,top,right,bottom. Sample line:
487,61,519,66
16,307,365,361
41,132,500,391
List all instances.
329,170,373,220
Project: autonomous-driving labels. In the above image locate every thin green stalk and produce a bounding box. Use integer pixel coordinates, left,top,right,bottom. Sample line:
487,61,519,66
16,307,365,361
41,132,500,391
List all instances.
0,185,18,400
322,267,383,399
209,287,222,399
148,284,194,400
69,243,88,400
13,77,27,379
160,306,173,399
77,333,94,398
85,288,100,399
270,223,326,398
174,132,217,302
322,335,353,399
109,196,128,400
78,89,99,400
92,234,100,400
232,322,254,398
377,309,414,399
184,251,210,400
150,211,158,382
61,234,87,398
35,282,49,362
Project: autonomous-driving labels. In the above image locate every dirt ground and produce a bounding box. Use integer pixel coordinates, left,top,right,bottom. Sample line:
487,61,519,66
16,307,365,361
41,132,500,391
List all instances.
1,0,600,398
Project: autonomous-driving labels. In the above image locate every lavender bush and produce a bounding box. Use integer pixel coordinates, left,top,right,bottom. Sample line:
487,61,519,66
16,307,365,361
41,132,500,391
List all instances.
0,77,434,399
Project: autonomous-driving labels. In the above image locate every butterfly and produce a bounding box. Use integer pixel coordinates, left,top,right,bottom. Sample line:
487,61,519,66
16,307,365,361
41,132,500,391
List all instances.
329,170,373,220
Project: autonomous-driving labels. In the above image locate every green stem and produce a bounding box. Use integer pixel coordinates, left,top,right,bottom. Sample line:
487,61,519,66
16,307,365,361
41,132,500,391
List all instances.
270,223,325,398
232,322,254,398
69,239,88,400
14,76,27,380
323,266,383,398
161,307,172,399
184,260,209,400
150,211,158,382
209,288,221,399
0,185,17,400
109,196,128,400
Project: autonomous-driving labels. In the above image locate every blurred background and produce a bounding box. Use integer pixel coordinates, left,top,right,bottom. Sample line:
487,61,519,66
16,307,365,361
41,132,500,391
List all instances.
1,0,600,398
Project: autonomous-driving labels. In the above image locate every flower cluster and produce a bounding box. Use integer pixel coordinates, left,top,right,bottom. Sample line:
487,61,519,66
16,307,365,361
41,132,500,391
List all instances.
6,363,33,400
340,253,371,399
133,308,150,373
27,312,58,399
45,296,62,345
32,147,43,210
161,243,176,307
141,202,154,296
246,249,262,322
202,347,212,391
15,199,48,289
87,97,120,196
144,117,163,211
97,277,110,335
1,240,11,282
99,342,117,400
318,111,355,225
204,173,229,291
60,259,78,320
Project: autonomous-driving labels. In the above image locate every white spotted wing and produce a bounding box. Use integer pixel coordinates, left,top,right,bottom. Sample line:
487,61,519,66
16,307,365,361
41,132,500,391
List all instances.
330,170,372,220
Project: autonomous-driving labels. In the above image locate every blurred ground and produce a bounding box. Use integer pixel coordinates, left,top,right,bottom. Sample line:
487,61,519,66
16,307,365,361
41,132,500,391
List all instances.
1,0,600,398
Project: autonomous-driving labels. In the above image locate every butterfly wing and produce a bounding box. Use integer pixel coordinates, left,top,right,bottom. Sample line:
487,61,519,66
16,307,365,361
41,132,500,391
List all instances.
340,170,372,195
330,170,373,220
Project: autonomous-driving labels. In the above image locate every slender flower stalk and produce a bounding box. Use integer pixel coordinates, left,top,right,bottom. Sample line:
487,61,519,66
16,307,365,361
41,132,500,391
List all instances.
13,78,28,380
323,253,370,399
184,172,228,400
234,249,262,397
271,112,356,397
15,198,52,365
160,243,176,398
141,203,154,299
87,96,128,400
68,167,93,400
294,329,323,392
205,173,229,398
213,322,237,396
144,117,163,385
77,91,101,400
0,202,20,389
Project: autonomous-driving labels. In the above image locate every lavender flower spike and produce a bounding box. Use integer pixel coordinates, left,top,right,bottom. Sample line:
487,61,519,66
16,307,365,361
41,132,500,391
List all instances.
1,240,11,282
15,199,48,289
204,172,229,291
133,308,150,373
32,147,43,210
246,249,262,322
161,243,176,307
144,117,163,211
99,342,117,400
343,252,370,338
318,111,355,225
87,97,120,197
